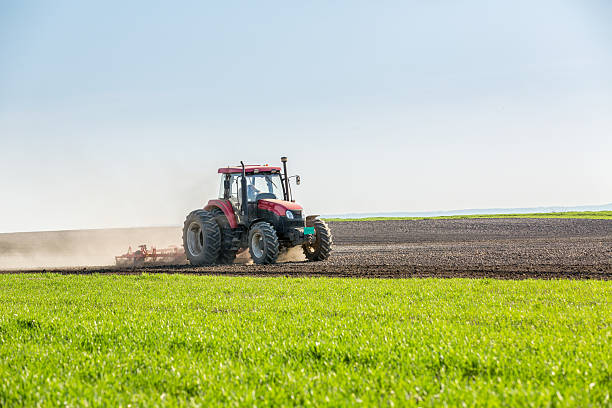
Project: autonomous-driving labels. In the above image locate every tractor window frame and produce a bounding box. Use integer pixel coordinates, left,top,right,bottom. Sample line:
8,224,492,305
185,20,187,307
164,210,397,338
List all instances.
219,174,241,200
220,172,284,203
246,173,283,202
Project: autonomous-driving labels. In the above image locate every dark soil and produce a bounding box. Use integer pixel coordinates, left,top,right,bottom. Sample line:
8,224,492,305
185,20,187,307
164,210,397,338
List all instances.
3,219,611,279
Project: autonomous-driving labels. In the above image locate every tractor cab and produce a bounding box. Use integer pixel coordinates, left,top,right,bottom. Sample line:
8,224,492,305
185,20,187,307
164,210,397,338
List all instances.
218,165,285,207
215,162,303,227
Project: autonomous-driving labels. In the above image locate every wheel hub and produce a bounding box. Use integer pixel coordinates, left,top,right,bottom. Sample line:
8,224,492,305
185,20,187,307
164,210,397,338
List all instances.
251,231,264,258
187,221,204,257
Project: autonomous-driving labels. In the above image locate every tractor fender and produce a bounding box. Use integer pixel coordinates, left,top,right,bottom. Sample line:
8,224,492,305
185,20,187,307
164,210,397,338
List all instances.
305,215,320,227
247,218,268,229
205,200,238,229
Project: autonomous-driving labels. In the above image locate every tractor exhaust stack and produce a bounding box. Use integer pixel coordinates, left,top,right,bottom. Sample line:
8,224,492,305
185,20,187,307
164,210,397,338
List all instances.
240,161,248,221
281,156,290,201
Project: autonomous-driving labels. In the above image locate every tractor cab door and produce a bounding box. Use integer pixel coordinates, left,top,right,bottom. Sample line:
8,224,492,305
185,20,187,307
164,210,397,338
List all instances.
220,174,241,216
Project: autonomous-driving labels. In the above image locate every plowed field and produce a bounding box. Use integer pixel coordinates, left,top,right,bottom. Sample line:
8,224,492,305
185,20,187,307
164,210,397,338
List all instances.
4,218,611,279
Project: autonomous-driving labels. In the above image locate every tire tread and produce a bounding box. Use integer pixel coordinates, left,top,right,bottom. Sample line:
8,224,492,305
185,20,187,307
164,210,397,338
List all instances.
303,219,333,261
182,209,220,265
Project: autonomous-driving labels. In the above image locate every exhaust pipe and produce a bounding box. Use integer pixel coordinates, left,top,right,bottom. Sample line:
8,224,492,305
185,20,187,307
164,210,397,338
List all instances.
240,161,248,221
281,156,290,201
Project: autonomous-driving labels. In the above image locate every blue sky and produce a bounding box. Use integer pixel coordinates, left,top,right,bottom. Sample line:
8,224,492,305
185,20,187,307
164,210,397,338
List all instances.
1,1,611,232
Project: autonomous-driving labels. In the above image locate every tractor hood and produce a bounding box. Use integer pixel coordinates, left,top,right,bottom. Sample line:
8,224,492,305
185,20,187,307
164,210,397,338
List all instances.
258,199,303,216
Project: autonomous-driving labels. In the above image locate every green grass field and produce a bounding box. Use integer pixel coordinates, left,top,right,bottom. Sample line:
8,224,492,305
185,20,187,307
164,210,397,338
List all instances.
0,275,610,407
325,210,612,222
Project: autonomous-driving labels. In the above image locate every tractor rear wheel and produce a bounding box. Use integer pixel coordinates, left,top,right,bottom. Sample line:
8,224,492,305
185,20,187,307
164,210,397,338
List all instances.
211,208,237,265
183,210,220,265
303,219,333,261
248,222,279,264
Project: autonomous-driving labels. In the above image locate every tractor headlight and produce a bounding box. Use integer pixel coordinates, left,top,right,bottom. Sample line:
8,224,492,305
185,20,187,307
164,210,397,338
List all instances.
285,210,294,219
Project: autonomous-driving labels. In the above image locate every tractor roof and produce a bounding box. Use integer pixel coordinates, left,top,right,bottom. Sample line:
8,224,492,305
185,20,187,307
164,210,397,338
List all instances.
218,165,282,174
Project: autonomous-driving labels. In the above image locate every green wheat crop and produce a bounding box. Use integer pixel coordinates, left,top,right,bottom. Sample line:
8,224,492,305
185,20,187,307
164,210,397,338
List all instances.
0,274,610,407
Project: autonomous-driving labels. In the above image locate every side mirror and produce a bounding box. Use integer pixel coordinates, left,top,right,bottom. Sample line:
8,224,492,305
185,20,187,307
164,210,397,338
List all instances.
296,175,301,185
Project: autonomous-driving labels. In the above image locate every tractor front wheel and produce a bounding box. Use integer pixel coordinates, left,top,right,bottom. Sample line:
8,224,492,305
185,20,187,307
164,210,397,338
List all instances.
303,219,333,261
248,222,279,264
183,210,220,265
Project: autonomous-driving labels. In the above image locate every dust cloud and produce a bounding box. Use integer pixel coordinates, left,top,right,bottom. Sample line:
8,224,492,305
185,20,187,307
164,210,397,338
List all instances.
0,227,183,270
278,245,306,262
233,245,306,264
0,226,309,270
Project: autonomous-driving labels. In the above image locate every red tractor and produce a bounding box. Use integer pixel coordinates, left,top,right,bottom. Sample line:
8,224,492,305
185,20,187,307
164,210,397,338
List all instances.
182,157,332,265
